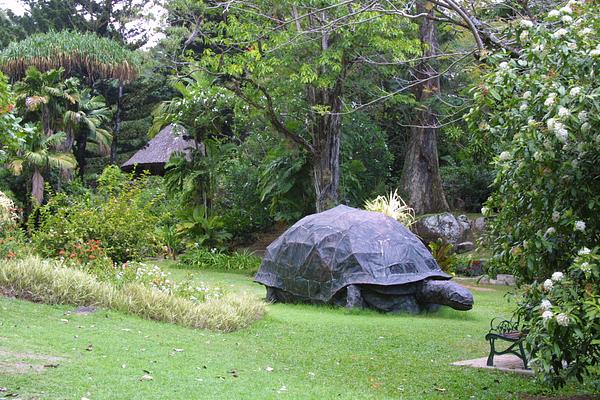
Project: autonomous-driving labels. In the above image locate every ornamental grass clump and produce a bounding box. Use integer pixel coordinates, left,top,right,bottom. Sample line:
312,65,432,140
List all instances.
0,257,265,332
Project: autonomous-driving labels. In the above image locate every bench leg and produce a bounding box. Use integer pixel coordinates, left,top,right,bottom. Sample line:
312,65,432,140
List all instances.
487,339,495,366
518,341,528,369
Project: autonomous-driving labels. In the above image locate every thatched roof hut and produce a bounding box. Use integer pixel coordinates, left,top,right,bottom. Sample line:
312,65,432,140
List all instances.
121,124,198,175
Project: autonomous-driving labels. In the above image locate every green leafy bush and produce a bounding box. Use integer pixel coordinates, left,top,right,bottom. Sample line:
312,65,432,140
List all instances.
470,4,600,282
0,190,29,259
440,158,494,212
176,206,232,250
216,143,272,243
30,166,162,263
469,2,600,387
179,248,261,274
428,239,456,273
516,248,599,388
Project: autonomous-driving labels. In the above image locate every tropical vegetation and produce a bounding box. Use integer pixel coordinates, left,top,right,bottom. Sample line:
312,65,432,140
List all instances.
0,0,598,397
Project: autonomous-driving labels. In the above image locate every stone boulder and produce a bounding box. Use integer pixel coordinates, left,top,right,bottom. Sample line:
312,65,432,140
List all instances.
470,217,486,237
414,213,470,245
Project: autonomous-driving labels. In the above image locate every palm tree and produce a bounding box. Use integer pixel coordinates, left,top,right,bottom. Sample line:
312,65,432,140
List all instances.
63,88,112,176
8,127,76,204
14,67,76,137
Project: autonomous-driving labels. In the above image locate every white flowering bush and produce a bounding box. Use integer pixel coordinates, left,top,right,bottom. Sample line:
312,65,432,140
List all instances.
516,248,599,388
469,2,600,387
469,1,600,282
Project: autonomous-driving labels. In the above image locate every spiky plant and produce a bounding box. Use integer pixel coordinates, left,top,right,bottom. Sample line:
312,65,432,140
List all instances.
0,31,139,82
364,190,416,228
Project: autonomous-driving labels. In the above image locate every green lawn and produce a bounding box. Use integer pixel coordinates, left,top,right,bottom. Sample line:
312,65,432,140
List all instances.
0,264,594,399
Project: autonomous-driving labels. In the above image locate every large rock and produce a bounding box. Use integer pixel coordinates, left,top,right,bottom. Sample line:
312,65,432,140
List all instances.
414,213,470,245
470,217,486,237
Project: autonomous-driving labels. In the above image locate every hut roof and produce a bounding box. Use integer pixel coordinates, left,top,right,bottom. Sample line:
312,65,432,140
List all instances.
121,124,198,174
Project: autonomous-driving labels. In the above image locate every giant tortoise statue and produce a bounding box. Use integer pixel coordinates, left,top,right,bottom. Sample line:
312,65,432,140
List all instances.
254,205,473,313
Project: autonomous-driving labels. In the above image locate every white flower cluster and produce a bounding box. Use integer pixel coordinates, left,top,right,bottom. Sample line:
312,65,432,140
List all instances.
540,299,552,311
551,271,564,281
499,151,512,161
580,262,591,273
556,313,570,327
544,93,557,107
558,107,570,118
541,308,570,327
552,28,568,39
135,264,175,293
546,118,568,143
578,247,591,255
575,220,586,232
520,19,534,29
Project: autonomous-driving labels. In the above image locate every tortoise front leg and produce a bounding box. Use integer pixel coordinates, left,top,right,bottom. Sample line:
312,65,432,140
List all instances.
266,287,278,303
346,285,363,308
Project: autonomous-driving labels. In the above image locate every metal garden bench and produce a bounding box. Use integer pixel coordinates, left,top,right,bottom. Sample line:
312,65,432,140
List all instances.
485,317,528,369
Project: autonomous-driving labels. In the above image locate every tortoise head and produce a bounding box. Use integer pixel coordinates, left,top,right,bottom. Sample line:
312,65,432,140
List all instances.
418,280,474,311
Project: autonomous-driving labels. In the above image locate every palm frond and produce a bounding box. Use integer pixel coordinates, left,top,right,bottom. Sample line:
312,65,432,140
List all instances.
47,152,77,172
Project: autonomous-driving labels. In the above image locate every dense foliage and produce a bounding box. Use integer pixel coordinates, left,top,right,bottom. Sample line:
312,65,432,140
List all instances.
516,248,599,388
471,2,600,282
470,2,600,387
30,167,163,263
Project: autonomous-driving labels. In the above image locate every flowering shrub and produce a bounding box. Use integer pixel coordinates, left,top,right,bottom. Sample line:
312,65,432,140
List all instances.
469,1,600,282
59,240,115,280
516,247,599,388
469,1,600,387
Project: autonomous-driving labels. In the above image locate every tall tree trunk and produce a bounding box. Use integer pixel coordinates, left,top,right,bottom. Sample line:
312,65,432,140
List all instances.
307,26,344,213
75,131,88,178
31,168,44,205
401,0,449,215
308,81,344,212
110,82,123,164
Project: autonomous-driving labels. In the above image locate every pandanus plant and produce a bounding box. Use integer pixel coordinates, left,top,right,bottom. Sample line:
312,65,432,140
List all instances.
0,31,138,83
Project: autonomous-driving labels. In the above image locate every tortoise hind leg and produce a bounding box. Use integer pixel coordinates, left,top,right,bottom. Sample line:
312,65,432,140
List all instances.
346,285,364,309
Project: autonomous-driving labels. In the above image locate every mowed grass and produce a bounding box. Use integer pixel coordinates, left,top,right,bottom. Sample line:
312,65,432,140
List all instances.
0,266,595,399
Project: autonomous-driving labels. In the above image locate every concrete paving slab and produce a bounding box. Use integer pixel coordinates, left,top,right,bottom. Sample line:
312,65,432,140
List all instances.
452,354,533,375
